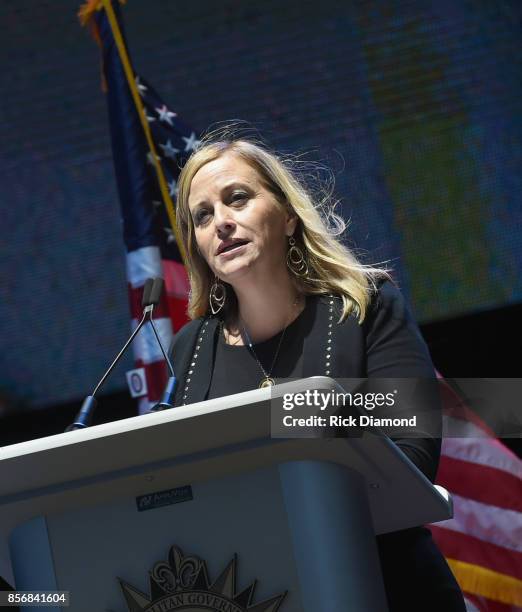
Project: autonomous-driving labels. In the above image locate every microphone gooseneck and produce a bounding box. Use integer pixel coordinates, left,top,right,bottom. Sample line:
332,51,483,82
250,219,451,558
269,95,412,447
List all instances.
147,279,179,412
65,277,177,431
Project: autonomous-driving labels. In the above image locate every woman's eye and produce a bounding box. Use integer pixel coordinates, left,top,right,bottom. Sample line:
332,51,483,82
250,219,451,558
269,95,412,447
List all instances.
231,192,247,203
195,209,211,224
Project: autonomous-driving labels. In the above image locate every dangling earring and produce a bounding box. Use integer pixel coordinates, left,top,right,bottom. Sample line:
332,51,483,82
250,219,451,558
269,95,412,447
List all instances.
286,236,309,277
209,276,226,314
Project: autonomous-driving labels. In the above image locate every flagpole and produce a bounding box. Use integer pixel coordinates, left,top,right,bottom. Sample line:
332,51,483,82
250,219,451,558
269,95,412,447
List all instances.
101,0,187,266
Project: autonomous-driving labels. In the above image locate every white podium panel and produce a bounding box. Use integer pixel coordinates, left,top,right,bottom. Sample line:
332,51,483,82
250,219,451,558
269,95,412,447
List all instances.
11,465,304,611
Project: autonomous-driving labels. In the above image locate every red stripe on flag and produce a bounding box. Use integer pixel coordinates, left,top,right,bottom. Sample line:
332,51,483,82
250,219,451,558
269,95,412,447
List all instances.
437,456,522,513
135,359,168,402
167,295,190,332
144,360,168,401
162,258,190,331
128,283,171,320
163,259,190,298
430,526,522,582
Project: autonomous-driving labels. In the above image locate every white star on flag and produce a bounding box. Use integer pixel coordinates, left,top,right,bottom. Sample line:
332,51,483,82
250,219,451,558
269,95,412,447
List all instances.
147,152,160,166
159,140,180,159
182,132,201,152
156,105,176,125
145,113,156,123
135,76,147,96
164,227,176,244
168,179,178,197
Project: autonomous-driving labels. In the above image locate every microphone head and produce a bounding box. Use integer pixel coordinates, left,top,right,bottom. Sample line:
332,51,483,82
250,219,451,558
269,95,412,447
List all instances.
149,277,164,306
141,278,154,308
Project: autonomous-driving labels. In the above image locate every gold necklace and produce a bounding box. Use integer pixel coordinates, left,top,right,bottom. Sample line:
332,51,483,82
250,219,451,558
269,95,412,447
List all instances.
238,296,302,388
240,321,288,388
219,319,286,387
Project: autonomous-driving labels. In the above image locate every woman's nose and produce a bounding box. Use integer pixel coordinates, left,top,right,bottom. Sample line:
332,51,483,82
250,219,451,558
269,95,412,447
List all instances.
214,204,236,233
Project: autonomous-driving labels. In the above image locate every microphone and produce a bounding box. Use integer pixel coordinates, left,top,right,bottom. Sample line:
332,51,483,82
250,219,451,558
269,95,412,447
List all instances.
65,277,176,431
148,276,164,306
141,277,154,307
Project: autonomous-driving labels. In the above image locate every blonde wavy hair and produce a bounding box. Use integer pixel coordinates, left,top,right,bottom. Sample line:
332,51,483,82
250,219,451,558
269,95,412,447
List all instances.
176,125,392,324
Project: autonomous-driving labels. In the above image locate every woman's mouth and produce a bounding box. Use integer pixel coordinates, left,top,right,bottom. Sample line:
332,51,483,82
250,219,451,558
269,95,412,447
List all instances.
217,241,250,258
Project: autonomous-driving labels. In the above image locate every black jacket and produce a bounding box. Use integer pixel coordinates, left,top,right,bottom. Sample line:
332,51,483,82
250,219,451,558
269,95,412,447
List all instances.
169,280,441,482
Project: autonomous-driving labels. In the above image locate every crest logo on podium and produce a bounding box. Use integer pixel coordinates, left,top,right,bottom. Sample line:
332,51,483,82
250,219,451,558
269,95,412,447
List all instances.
119,544,287,611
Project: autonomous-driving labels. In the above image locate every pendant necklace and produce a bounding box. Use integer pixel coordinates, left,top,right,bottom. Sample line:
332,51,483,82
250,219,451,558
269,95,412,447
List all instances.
238,296,301,388
240,320,288,388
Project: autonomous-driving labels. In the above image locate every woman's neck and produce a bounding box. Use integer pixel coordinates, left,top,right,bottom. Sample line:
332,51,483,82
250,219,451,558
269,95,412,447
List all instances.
223,279,305,345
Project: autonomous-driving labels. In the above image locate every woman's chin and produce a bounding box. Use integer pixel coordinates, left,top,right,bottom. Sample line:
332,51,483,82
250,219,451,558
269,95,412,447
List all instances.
215,258,255,284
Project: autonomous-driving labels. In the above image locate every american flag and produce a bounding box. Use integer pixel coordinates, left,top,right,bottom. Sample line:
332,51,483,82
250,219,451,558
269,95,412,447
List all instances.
81,0,197,412
432,378,522,612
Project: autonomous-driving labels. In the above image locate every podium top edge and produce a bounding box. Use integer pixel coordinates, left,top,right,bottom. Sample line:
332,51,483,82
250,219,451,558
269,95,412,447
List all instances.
0,377,343,461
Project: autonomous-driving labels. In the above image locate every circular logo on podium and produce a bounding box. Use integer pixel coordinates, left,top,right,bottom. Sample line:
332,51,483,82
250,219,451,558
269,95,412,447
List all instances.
119,544,286,611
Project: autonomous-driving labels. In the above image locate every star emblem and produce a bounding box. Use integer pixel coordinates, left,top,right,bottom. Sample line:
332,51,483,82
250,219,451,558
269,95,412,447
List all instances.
119,545,286,612
182,131,201,152
164,227,176,244
168,179,178,197
147,152,160,166
156,105,176,125
159,139,180,159
135,76,147,96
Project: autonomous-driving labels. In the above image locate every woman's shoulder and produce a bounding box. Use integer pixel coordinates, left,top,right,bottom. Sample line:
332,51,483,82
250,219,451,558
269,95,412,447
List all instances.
171,316,216,349
362,278,427,347
368,278,408,316
173,316,205,341
317,278,406,324
169,316,219,380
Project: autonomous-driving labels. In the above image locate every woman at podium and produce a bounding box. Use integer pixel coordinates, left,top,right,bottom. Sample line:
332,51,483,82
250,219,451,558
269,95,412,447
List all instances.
168,130,466,612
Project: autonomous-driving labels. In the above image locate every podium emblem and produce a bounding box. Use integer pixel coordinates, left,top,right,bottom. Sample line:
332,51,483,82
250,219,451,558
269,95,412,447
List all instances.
119,544,286,611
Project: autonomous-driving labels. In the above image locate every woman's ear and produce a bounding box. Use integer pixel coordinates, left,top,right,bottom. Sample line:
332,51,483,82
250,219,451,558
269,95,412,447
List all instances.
285,212,298,237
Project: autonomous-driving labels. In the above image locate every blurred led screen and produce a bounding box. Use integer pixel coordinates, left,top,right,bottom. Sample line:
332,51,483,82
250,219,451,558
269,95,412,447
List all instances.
0,0,520,407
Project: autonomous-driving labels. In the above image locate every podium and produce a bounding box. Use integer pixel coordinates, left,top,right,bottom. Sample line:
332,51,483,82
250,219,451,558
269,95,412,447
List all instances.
0,377,452,611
